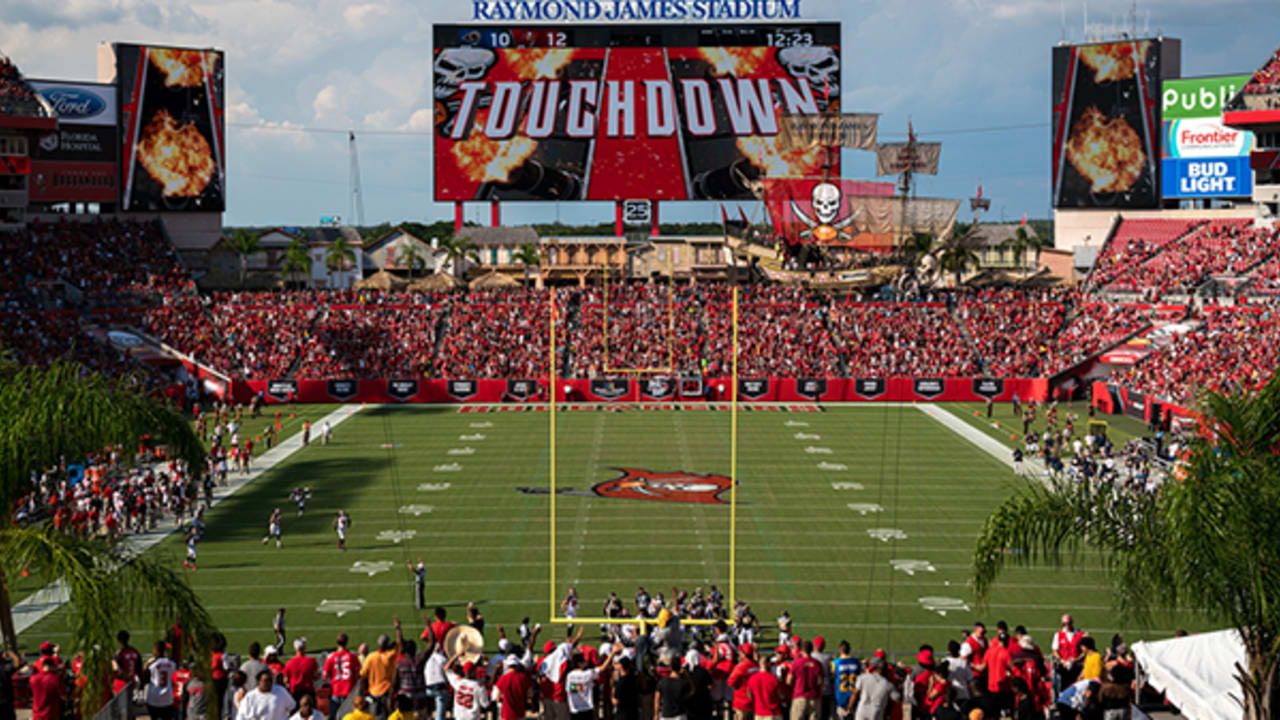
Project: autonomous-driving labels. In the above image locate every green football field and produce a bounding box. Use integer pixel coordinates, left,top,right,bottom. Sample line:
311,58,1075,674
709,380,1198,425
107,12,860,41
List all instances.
18,403,1212,658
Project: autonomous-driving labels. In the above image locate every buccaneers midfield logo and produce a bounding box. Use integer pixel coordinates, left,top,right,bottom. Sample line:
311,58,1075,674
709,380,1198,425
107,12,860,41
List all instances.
593,468,732,505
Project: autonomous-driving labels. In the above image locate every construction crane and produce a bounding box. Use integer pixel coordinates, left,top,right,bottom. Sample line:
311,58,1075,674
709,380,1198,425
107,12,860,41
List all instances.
349,131,366,227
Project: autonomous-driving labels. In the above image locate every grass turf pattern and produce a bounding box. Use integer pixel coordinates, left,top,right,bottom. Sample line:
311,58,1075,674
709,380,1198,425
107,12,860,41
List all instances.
18,404,1212,656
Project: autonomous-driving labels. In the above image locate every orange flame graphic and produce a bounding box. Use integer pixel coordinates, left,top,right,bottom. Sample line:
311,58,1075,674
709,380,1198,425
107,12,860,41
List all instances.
504,49,575,79
136,110,216,197
697,47,772,76
148,48,208,88
1078,41,1150,83
1065,106,1145,194
450,108,538,183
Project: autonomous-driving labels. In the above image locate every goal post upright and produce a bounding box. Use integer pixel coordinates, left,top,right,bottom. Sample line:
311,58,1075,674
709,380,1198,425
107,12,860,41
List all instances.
549,298,558,620
729,285,739,612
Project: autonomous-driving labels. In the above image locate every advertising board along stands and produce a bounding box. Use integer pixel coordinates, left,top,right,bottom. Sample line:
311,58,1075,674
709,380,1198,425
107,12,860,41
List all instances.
227,377,1051,406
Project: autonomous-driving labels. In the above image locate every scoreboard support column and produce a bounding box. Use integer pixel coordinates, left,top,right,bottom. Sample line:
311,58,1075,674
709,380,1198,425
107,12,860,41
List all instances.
454,202,464,233
615,200,624,237
491,200,501,227
650,200,660,237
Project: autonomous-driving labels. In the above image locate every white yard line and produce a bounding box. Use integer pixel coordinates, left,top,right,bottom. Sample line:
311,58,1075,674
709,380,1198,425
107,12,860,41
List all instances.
915,404,1048,479
13,404,365,637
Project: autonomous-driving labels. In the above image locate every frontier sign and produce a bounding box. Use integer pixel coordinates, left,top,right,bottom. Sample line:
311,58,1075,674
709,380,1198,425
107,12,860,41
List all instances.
470,0,803,20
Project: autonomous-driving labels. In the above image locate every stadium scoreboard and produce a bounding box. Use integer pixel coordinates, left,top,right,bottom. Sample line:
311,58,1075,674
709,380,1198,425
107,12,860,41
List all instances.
432,22,842,203
435,23,840,49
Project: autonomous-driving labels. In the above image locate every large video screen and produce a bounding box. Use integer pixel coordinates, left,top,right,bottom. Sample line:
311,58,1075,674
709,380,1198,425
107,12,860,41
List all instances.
1051,40,1162,209
433,24,840,202
116,44,225,212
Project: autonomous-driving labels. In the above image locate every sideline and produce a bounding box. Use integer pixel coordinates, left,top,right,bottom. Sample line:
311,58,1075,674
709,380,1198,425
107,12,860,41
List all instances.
916,403,1049,478
13,404,365,638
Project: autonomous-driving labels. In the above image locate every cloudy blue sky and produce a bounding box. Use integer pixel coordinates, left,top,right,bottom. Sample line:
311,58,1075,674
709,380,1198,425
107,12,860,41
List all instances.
1,0,1274,228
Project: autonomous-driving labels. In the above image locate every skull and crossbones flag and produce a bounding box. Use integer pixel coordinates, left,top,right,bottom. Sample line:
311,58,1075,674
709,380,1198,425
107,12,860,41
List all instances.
762,177,893,247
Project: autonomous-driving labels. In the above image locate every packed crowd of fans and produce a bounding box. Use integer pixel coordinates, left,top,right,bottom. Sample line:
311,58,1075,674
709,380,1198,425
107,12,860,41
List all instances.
297,305,445,380
829,304,978,377
958,302,1067,377
1111,306,1280,407
0,220,193,309
10,594,1141,720
1084,219,1204,292
1243,48,1280,94
0,54,45,117
1099,221,1280,298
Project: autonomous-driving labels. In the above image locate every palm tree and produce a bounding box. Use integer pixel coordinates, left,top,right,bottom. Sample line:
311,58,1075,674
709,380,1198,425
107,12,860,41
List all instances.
439,235,480,280
972,376,1280,720
324,234,357,288
400,241,428,280
280,239,313,289
512,242,542,289
0,358,217,715
934,237,980,287
224,229,261,288
1000,226,1046,279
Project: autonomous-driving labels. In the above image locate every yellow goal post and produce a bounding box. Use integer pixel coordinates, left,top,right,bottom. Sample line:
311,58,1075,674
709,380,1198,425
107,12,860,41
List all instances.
546,286,741,625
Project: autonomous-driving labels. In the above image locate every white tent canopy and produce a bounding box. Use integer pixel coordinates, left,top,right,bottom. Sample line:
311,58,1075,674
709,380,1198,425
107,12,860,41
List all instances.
1132,629,1246,720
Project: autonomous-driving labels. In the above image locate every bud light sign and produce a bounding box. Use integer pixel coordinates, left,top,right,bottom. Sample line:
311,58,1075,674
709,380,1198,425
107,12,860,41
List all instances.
1162,157,1252,198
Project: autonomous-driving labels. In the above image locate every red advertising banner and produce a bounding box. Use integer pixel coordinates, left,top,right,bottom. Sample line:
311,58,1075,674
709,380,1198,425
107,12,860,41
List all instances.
231,377,1050,406
28,161,117,203
433,45,840,201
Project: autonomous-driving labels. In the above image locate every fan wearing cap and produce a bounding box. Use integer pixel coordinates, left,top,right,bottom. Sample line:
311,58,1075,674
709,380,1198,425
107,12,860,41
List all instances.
442,654,490,720
360,617,405,720
28,653,64,720
493,648,537,720
908,647,947,720
564,641,621,720
727,643,758,720
536,625,584,720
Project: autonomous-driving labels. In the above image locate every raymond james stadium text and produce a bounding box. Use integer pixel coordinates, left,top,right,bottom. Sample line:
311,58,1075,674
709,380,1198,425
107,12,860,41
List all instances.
471,0,802,20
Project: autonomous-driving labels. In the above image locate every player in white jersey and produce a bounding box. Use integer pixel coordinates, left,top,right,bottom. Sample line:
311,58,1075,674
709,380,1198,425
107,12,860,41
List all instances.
561,588,579,620
183,527,199,570
290,487,310,517
333,509,351,550
263,508,282,548
443,655,491,720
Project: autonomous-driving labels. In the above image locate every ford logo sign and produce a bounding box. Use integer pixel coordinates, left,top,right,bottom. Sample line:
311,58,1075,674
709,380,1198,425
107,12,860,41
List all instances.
40,88,106,120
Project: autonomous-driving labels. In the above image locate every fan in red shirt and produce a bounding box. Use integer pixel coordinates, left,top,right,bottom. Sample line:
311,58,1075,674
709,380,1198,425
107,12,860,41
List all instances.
322,634,358,720
985,631,1015,716
745,656,783,719
727,644,758,720
494,657,534,720
786,642,824,720
30,658,64,720
113,631,143,694
284,638,319,704
421,606,456,646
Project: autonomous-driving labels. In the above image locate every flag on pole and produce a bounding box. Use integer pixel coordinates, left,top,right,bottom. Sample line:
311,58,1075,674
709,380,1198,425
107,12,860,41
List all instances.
823,76,830,101
976,182,983,200
1020,212,1027,227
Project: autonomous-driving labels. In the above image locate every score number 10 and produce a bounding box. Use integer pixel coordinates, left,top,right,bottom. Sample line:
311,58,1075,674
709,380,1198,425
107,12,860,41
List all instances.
487,30,569,47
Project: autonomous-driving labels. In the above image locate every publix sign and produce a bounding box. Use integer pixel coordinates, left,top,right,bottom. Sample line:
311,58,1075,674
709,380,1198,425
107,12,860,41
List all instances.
1160,74,1254,199
1162,74,1250,119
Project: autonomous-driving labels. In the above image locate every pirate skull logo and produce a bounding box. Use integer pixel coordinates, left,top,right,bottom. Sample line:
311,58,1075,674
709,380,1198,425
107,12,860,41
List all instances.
777,46,840,101
790,181,859,242
434,47,497,100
